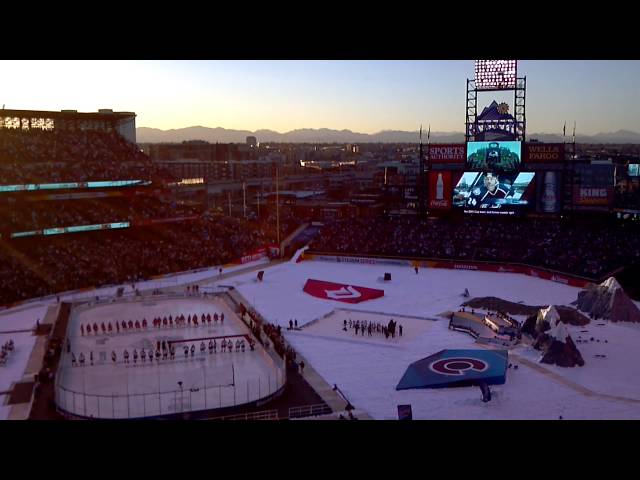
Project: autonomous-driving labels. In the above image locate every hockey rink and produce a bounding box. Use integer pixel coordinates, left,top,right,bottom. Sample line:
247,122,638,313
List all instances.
56,296,284,418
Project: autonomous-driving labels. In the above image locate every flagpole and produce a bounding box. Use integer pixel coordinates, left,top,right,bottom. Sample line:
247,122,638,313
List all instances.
276,166,280,258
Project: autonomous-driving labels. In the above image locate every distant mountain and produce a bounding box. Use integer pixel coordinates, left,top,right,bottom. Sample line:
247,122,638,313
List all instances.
137,126,640,144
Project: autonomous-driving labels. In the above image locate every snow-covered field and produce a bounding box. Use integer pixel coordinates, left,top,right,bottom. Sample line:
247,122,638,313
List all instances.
224,259,640,419
3,255,640,420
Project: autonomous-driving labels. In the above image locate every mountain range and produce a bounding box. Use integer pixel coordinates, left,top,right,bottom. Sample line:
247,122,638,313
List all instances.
137,126,640,145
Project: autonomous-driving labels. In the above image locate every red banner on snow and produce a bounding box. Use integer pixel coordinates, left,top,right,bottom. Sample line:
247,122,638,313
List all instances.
303,279,385,304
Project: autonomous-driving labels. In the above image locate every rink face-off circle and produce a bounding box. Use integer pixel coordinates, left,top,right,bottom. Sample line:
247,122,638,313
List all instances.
56,296,285,419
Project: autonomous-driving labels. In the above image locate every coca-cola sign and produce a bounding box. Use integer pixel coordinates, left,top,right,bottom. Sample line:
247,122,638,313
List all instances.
303,279,384,304
429,144,465,164
428,171,452,209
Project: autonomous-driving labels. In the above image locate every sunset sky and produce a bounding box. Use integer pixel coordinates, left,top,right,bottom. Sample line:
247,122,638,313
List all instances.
1,60,639,135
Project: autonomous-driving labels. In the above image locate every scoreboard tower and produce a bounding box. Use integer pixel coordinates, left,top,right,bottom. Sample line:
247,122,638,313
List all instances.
465,60,526,142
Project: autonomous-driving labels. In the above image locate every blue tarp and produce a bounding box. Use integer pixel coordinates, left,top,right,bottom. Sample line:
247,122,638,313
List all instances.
396,349,508,390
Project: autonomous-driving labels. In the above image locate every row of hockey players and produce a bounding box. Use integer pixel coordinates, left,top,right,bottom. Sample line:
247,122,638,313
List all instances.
69,338,253,366
342,318,403,339
79,312,225,336
0,339,15,365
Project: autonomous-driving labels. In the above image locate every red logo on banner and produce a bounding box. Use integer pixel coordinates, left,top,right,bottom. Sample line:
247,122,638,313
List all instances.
303,279,384,304
428,171,452,209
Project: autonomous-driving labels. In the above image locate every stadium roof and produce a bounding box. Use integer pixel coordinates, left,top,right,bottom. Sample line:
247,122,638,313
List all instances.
0,108,135,121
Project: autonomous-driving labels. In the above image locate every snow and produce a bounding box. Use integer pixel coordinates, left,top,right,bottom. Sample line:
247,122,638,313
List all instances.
0,332,37,392
0,305,48,332
225,259,640,419
539,305,560,327
546,321,569,342
602,276,622,292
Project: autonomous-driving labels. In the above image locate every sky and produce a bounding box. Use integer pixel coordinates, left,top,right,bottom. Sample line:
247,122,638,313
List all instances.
1,60,639,135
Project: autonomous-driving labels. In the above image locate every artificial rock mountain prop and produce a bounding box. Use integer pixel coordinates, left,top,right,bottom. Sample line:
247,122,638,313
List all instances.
534,321,585,368
574,277,640,323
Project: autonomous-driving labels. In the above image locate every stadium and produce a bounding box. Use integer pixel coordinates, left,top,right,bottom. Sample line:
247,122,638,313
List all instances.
2,60,640,420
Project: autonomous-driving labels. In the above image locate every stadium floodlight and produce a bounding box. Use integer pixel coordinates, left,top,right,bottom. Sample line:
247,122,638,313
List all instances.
474,60,517,90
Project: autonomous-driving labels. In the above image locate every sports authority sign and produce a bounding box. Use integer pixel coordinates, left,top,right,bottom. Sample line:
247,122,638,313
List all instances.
428,144,465,164
303,279,384,304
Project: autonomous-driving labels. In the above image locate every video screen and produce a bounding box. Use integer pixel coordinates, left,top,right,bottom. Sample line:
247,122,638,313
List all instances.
466,141,522,171
629,164,640,177
453,171,535,214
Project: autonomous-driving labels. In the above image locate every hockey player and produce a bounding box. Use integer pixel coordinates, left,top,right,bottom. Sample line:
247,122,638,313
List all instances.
101,322,106,334
190,344,195,357
90,351,94,366
170,345,175,360
121,320,126,331
142,318,147,329
112,351,117,363
71,352,77,366
135,320,140,330
354,323,359,335
201,314,205,324
116,322,120,334
206,313,211,324
214,313,218,323
200,341,206,354
213,339,217,353
193,316,198,327
108,323,113,334
133,349,138,364
155,350,161,362
169,317,174,327
188,315,192,326
78,352,84,366
141,349,146,362
128,320,133,330
236,340,241,352
221,339,226,353
209,340,214,354
163,317,168,327
399,325,403,337
124,349,130,364
241,340,245,353
221,313,224,324
163,348,168,360
183,346,189,358
80,324,85,336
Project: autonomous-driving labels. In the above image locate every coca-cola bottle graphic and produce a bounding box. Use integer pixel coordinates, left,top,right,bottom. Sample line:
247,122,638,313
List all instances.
436,173,444,200
542,171,557,212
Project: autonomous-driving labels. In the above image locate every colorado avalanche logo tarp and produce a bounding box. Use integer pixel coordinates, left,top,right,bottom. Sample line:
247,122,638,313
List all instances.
303,279,384,304
396,349,508,390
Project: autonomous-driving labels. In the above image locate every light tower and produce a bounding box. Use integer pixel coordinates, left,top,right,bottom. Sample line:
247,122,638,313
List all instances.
465,60,526,142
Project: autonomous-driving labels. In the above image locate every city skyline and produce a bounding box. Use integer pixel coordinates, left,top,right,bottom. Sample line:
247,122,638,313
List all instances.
1,60,639,135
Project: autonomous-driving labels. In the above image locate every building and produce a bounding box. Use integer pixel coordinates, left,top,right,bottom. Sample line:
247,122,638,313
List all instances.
246,136,257,147
0,108,137,143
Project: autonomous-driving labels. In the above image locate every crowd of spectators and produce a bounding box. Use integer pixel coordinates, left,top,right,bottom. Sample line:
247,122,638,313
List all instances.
311,216,640,280
0,196,201,232
615,179,640,210
0,214,279,305
0,128,176,183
